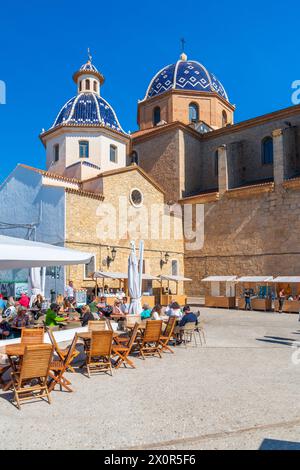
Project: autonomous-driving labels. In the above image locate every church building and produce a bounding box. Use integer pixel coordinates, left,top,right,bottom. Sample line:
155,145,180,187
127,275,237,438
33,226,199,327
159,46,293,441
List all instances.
1,50,300,299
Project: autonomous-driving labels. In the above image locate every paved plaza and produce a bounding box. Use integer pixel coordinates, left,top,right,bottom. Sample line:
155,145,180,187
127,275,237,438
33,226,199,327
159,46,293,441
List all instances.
1,308,300,450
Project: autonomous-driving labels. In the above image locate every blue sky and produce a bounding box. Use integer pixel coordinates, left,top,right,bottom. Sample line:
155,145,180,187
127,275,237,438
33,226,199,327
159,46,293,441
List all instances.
0,0,299,181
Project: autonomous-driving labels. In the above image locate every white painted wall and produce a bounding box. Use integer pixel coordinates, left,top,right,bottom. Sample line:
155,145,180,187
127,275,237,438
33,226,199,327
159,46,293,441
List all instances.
45,130,127,176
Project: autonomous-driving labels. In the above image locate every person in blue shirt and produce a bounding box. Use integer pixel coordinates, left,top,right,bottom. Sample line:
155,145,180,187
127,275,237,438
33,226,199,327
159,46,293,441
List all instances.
0,294,6,313
141,303,152,320
179,306,198,327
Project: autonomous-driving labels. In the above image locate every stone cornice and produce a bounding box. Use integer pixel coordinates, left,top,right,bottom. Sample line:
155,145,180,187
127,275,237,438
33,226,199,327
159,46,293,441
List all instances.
138,88,236,111
225,181,275,198
65,187,104,201
282,177,300,190
179,191,219,204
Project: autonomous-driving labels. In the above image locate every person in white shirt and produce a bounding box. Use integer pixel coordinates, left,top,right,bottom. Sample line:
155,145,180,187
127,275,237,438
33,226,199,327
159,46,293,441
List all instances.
151,304,162,320
120,297,130,314
65,280,75,300
166,301,182,318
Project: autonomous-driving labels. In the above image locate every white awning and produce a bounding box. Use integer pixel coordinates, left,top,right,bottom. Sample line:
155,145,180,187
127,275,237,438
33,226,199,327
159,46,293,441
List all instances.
0,235,93,269
237,276,273,283
201,276,237,282
160,275,192,282
272,276,300,283
94,271,128,280
93,271,159,281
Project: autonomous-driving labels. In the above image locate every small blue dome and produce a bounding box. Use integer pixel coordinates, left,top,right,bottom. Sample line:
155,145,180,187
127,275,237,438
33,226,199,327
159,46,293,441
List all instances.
144,58,229,101
79,62,99,74
52,93,125,134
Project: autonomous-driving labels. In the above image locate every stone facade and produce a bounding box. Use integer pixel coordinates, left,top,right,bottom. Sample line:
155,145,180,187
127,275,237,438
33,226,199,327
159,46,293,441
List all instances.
64,167,185,296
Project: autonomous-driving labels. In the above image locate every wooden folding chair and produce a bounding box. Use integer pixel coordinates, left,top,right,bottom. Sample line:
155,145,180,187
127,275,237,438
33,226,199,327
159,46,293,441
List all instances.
88,320,107,332
21,327,44,345
112,323,139,369
47,328,79,373
159,316,177,353
48,334,78,392
138,320,163,360
85,330,113,377
11,344,53,410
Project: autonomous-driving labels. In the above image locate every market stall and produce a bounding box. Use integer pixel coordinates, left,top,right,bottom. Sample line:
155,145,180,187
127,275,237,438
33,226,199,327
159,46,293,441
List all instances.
159,275,192,306
272,276,300,313
236,276,273,311
201,276,237,309
93,271,158,307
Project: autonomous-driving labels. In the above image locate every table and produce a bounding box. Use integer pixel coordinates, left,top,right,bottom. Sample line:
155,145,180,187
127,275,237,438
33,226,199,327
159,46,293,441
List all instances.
77,331,121,341
0,344,27,391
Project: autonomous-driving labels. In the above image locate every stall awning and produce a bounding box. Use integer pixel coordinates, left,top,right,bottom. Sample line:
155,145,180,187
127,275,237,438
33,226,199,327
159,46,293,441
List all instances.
160,275,192,282
93,271,159,281
201,276,237,282
237,276,273,283
0,235,93,269
272,276,300,283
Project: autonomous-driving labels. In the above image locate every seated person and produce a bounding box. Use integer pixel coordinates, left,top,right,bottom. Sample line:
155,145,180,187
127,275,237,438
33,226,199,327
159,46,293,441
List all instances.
179,306,198,327
32,294,44,310
45,303,67,327
88,295,98,314
120,297,130,315
81,305,94,327
166,301,182,318
2,298,17,322
151,304,162,320
0,294,6,314
12,306,30,328
141,303,152,320
112,300,123,316
97,297,107,314
18,292,30,309
0,320,12,338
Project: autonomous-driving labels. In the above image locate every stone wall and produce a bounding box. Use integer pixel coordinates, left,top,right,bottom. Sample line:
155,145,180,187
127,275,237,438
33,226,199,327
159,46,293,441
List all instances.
184,183,300,296
65,169,185,295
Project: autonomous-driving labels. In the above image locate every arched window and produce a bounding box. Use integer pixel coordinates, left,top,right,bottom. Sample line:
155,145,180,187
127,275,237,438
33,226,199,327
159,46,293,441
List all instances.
262,137,274,165
93,81,97,92
79,140,89,158
189,102,199,123
214,150,219,176
131,151,138,165
86,79,90,90
153,106,161,126
110,144,118,163
79,80,82,92
222,110,228,127
53,144,59,162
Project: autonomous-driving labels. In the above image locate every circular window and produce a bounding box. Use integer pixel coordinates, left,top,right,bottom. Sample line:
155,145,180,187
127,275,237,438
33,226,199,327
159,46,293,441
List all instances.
130,188,143,207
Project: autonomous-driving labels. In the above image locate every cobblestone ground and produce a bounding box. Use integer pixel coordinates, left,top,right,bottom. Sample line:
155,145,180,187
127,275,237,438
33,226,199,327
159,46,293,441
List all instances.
1,308,300,450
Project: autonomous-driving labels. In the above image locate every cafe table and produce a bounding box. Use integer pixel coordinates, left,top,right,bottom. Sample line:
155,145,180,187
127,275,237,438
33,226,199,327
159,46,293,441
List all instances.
0,343,27,391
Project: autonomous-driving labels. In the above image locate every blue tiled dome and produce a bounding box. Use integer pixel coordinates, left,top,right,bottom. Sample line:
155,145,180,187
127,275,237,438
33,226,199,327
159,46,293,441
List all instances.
52,93,125,134
144,58,229,101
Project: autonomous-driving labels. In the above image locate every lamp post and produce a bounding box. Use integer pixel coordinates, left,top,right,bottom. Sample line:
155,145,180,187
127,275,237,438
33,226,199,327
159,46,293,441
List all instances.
106,247,117,268
160,252,170,270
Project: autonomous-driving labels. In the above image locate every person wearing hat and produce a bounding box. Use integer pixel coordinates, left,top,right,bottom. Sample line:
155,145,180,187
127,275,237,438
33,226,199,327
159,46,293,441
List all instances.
45,303,67,327
12,306,30,328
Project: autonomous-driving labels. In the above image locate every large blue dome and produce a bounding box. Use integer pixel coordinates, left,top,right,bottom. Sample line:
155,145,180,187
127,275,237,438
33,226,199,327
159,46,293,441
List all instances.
52,93,125,134
144,57,229,102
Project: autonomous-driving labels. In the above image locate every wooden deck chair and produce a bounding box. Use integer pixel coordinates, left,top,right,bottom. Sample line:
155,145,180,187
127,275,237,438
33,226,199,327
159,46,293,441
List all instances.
88,320,107,332
21,327,44,345
159,316,177,354
48,334,78,392
112,323,139,369
47,328,79,373
85,330,113,377
138,320,163,360
11,344,53,410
